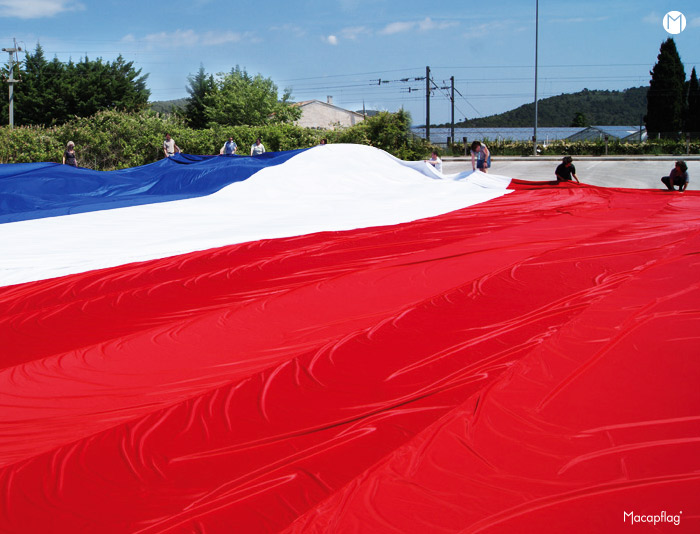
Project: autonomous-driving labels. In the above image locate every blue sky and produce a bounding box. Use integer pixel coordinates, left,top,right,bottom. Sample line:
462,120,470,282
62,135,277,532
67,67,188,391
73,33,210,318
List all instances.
1,0,699,125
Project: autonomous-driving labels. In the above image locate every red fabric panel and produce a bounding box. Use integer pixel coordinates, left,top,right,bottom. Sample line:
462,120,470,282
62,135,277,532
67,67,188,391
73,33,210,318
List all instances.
1,186,699,532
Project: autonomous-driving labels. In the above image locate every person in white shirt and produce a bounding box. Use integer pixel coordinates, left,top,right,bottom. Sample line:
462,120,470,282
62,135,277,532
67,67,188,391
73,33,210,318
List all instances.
250,137,266,156
163,133,180,158
426,150,442,173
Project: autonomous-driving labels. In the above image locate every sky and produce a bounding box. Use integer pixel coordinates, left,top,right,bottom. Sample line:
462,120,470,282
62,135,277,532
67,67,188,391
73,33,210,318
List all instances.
1,0,699,126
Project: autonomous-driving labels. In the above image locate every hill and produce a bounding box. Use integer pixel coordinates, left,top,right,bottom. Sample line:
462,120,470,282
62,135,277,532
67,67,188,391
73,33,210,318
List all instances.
149,98,188,114
454,87,647,128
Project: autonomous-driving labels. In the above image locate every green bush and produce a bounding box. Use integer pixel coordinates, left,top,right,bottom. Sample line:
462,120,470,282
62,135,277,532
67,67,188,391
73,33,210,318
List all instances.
0,125,64,163
326,110,432,160
451,137,699,157
0,109,436,169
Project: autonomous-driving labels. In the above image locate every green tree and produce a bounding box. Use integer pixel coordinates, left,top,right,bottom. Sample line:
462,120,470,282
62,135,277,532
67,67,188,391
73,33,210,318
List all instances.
332,109,429,160
686,67,700,136
203,66,300,127
570,111,588,127
64,55,149,119
3,45,149,126
646,38,686,137
5,44,57,125
184,64,215,129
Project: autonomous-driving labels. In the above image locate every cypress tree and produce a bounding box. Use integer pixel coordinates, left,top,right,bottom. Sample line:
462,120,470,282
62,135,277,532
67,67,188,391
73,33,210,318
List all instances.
687,67,700,136
7,44,149,126
12,44,52,125
645,38,686,137
184,64,215,129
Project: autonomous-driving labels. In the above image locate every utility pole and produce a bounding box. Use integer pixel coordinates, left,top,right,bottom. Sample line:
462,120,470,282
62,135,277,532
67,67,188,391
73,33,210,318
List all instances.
450,76,455,147
2,39,22,128
533,0,539,155
425,65,431,142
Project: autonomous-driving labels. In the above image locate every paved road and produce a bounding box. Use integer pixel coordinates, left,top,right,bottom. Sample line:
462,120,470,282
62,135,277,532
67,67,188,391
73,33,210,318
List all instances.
442,156,700,190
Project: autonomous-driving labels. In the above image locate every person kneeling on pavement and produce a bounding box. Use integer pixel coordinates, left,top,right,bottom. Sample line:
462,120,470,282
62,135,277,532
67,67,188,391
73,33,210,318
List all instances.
661,160,689,191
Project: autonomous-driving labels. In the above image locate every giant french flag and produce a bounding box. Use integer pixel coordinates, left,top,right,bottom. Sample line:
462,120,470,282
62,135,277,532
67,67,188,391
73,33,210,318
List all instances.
1,145,699,533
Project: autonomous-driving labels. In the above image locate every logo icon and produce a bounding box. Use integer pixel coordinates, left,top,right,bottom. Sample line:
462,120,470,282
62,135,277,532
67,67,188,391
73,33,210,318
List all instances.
664,11,686,34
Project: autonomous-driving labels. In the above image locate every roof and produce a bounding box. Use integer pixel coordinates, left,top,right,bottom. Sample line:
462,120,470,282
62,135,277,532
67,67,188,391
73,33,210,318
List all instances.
291,99,365,118
566,125,647,142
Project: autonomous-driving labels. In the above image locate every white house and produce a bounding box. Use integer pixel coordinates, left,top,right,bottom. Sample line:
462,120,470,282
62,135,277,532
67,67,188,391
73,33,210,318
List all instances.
293,97,365,130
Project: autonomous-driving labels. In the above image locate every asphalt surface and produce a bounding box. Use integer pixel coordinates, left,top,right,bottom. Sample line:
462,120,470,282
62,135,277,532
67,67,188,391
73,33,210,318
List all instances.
442,155,700,191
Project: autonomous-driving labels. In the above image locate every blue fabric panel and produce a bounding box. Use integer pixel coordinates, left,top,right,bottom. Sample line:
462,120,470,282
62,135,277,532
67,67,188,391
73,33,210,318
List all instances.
0,150,305,223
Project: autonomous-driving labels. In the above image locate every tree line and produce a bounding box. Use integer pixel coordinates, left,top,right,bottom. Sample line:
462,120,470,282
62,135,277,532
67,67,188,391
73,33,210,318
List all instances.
0,45,302,130
0,108,431,169
0,44,149,126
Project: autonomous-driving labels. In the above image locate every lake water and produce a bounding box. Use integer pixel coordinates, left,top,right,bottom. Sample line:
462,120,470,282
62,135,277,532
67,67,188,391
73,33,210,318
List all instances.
411,127,585,143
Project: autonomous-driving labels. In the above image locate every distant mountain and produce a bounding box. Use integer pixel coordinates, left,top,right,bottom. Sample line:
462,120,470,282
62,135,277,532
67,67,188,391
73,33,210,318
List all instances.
451,87,647,128
149,98,188,114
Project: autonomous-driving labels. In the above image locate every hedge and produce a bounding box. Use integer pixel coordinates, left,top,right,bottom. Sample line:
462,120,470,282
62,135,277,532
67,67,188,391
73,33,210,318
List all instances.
0,109,433,170
444,138,699,157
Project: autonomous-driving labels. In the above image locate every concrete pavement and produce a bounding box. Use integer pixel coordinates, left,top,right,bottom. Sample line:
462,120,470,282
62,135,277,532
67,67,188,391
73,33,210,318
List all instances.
441,156,700,190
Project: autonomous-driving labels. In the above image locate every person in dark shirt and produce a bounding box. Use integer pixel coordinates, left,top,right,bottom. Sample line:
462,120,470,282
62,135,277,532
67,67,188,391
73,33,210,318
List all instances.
555,156,579,183
62,141,77,167
661,160,689,191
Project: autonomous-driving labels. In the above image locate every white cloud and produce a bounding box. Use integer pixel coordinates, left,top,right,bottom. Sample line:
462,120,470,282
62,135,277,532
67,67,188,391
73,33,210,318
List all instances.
201,31,244,46
642,12,660,24
123,29,254,49
340,26,370,40
0,0,84,19
380,21,415,35
142,29,199,47
463,23,491,40
417,17,459,32
547,15,609,24
380,17,459,35
270,23,306,38
690,16,700,28
322,17,458,43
